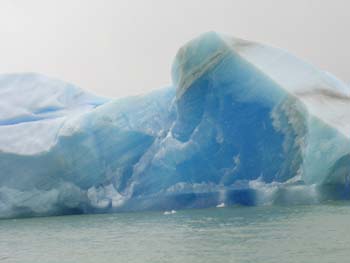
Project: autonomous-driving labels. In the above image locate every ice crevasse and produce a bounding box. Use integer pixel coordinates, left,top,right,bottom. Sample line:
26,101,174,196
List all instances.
1,32,350,218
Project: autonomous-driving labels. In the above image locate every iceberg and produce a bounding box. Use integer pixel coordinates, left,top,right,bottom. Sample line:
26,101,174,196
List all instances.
1,32,350,218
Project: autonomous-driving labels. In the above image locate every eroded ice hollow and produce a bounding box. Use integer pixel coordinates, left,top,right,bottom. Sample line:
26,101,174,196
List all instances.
1,32,350,218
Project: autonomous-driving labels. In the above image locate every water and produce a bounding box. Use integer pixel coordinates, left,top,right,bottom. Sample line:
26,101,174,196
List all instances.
1,203,350,263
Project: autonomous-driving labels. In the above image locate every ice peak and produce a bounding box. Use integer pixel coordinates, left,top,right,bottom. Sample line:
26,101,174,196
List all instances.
172,32,231,98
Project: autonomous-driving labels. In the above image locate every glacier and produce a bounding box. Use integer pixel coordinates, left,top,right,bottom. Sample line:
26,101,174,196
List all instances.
1,32,350,218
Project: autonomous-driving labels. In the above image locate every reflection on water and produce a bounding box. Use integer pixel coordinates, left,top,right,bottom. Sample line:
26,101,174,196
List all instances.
1,203,350,263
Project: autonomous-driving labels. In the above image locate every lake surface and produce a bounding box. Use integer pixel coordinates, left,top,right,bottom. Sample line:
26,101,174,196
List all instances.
1,203,350,263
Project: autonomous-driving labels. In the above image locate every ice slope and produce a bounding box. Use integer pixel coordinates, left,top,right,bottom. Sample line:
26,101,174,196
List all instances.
0,74,175,217
0,73,109,155
1,32,350,218
172,32,350,186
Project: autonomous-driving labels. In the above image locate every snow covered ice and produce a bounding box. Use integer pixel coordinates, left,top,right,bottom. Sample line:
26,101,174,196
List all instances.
1,32,350,218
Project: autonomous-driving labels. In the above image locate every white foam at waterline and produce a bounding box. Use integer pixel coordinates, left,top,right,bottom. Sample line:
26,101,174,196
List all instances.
163,210,177,215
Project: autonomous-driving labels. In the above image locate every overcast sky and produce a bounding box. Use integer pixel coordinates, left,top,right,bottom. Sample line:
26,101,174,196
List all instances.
0,0,349,97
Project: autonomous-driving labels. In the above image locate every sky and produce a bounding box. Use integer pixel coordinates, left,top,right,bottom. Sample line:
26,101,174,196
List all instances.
0,0,349,98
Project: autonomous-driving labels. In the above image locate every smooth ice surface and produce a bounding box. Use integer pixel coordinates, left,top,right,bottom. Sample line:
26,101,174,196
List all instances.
0,73,108,155
1,32,350,218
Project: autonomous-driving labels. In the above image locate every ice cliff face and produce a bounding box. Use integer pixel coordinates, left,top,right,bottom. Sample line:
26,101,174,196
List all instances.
1,32,350,218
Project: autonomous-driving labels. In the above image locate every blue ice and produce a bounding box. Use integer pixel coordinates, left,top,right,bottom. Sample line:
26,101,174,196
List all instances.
1,32,350,218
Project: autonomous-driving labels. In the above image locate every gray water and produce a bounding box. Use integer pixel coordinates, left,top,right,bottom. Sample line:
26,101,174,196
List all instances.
1,203,350,263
